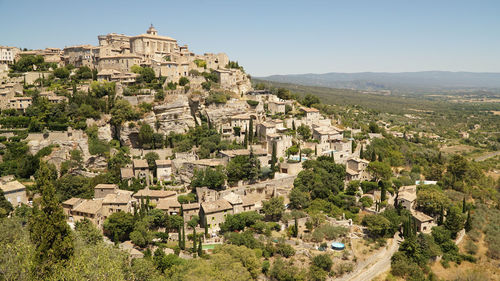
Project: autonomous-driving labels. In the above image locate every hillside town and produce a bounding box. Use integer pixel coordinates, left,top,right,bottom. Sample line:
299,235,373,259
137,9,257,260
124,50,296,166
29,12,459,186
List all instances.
0,25,493,281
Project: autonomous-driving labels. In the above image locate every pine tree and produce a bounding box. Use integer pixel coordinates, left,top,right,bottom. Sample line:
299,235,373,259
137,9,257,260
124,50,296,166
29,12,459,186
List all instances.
29,162,74,277
198,236,203,257
248,118,254,144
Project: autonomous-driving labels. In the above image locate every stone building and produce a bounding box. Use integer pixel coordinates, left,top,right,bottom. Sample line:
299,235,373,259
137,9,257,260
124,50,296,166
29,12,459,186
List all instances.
413,211,437,234
94,183,119,199
0,46,20,64
0,180,27,208
133,189,176,204
8,97,32,112
396,185,417,210
200,199,233,233
155,159,172,182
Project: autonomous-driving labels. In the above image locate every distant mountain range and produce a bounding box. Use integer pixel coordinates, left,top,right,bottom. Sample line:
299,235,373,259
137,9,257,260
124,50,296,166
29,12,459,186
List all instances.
257,71,500,92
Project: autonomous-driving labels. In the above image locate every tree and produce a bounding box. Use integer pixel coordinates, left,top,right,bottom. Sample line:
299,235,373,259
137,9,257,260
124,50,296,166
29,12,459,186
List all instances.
312,254,333,272
179,76,190,86
103,211,135,242
191,166,227,190
0,189,13,218
444,205,465,238
53,67,70,79
464,210,472,232
139,123,154,148
302,94,320,107
362,214,392,237
297,124,311,140
75,218,103,245
110,100,137,138
270,142,277,176
262,196,285,221
198,236,203,257
248,118,254,144
367,161,392,181
29,161,74,277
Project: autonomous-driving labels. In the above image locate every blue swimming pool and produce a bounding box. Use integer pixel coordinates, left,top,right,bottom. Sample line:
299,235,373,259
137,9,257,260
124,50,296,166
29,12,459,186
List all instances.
331,242,345,250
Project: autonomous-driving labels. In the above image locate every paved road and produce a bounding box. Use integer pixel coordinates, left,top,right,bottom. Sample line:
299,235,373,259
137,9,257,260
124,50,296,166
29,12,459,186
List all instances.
474,151,500,162
335,233,402,281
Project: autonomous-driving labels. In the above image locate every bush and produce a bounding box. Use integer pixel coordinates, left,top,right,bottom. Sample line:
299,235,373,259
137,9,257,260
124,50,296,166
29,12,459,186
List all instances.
246,100,259,107
312,254,333,272
179,77,189,86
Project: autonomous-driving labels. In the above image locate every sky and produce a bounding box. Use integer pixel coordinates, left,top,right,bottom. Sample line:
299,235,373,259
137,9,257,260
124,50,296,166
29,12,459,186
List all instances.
1,0,499,76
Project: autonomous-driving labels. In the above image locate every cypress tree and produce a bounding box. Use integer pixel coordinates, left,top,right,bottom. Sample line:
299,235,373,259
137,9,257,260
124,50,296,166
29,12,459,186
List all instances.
314,145,317,156
292,120,296,131
29,162,74,277
293,217,298,238
181,223,186,250
360,146,364,159
380,181,387,202
462,196,467,213
249,118,254,144
192,227,197,256
178,226,183,249
438,206,444,225
371,150,376,161
244,126,248,148
198,236,203,257
204,217,209,238
271,142,277,176
465,210,472,232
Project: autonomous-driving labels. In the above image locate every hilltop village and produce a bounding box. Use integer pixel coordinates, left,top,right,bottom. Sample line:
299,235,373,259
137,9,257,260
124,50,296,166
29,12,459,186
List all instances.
0,26,491,281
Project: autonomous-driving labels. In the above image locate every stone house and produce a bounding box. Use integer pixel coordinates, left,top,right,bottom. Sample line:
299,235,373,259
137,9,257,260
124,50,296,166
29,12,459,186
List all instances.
182,202,200,222
279,162,303,175
70,199,104,227
312,126,343,153
345,158,370,181
94,183,119,199
413,211,437,234
62,197,84,217
300,107,320,124
155,159,172,181
132,159,150,180
200,199,233,233
8,97,32,112
396,185,417,210
218,148,268,165
223,192,243,214
266,133,293,159
0,83,23,110
268,101,286,115
0,180,28,208
101,189,135,218
257,121,277,139
156,197,181,215
133,189,176,204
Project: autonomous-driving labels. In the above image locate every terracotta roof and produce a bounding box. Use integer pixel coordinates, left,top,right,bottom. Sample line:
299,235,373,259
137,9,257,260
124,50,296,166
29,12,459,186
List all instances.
346,168,359,176
133,159,149,169
0,180,26,193
182,202,200,210
134,189,176,199
120,168,134,179
72,199,102,214
201,199,232,214
155,159,172,166
223,192,243,205
301,107,319,113
103,190,133,205
94,184,118,190
412,211,434,222
398,191,417,202
156,197,181,210
348,157,370,164
241,193,261,206
219,149,267,158
62,197,82,206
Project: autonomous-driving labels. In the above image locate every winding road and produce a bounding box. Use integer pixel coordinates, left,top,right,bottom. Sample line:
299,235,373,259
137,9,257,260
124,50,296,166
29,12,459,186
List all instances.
335,233,402,281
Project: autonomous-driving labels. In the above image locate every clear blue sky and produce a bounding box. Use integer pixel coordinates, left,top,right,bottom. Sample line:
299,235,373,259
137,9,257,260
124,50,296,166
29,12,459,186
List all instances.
1,0,499,76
